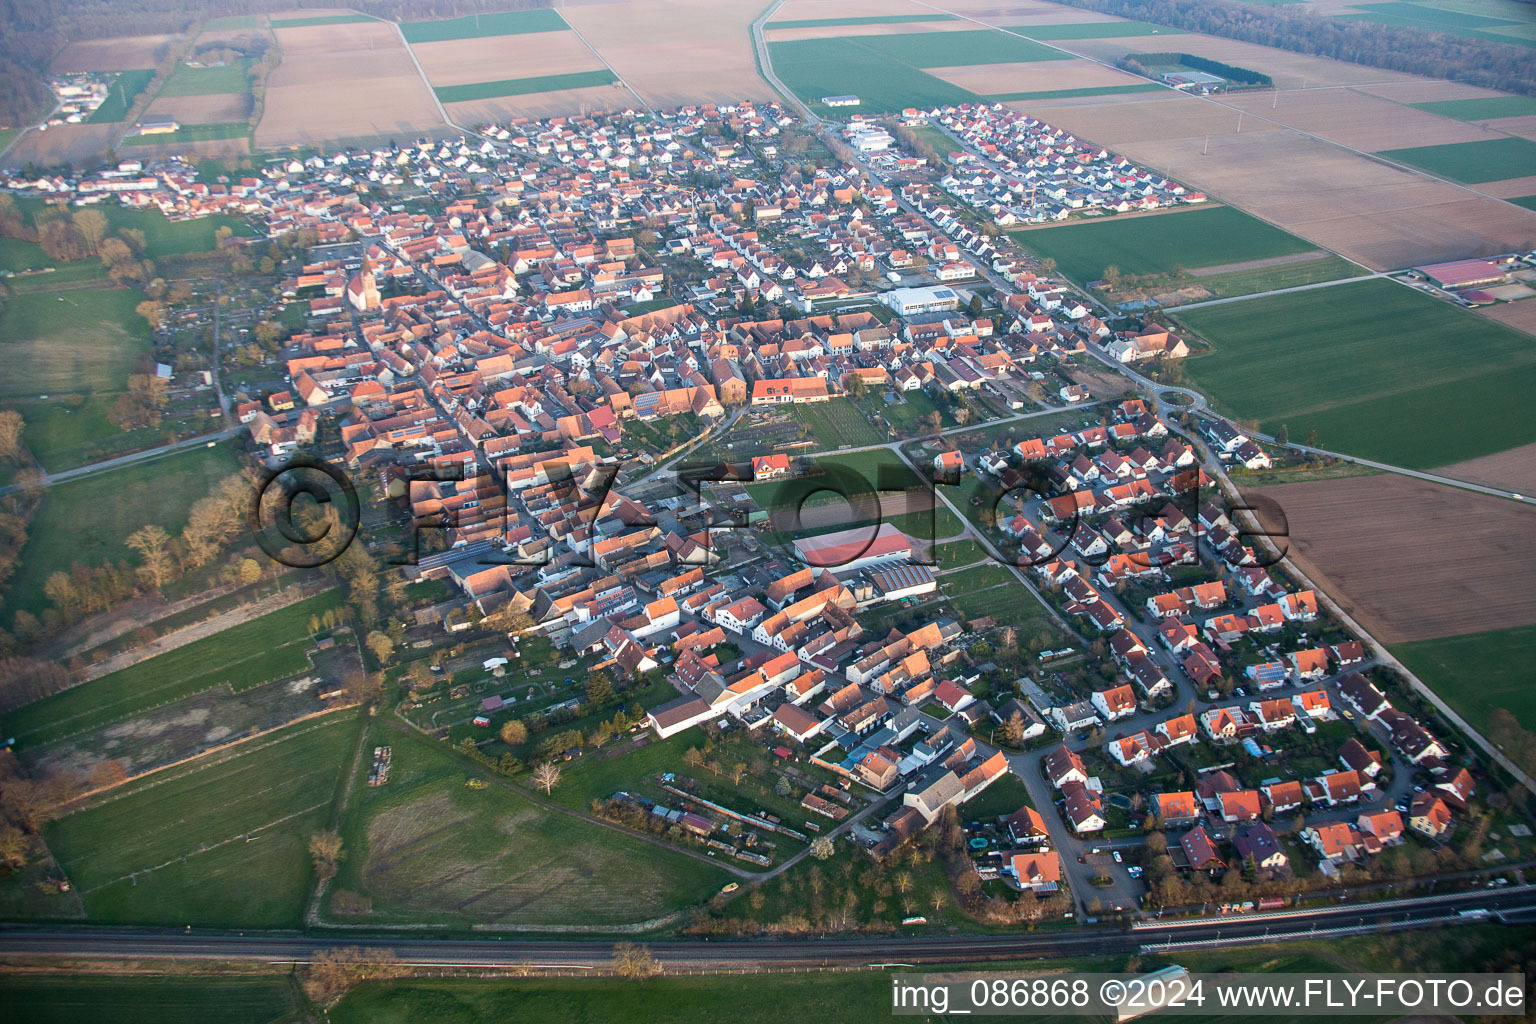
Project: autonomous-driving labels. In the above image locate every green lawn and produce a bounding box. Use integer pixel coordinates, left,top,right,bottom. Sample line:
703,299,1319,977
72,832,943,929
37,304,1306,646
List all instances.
1010,205,1319,285
1392,624,1536,732
4,590,341,748
435,70,618,103
157,60,252,97
270,13,371,27
960,773,1034,819
1410,96,1536,121
1009,20,1185,38
88,69,156,124
793,397,884,448
768,14,958,29
0,287,151,398
7,393,216,471
0,442,240,627
1176,278,1536,468
332,724,729,927
0,976,303,1024
988,83,1168,101
1377,137,1536,184
0,235,52,270
44,715,354,926
401,9,568,42
122,122,251,146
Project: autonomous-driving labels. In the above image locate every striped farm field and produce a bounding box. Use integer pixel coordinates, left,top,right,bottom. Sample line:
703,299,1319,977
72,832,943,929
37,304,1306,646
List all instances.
400,8,567,42
1177,278,1536,468
434,70,618,103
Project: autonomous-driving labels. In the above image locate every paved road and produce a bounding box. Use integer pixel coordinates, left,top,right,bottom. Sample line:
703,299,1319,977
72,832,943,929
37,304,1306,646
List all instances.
0,429,238,496
1160,272,1390,311
3,885,1532,967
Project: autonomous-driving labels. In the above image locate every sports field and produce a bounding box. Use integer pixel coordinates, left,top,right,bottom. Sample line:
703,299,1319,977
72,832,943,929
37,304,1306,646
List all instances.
1378,137,1536,184
334,726,729,927
401,8,568,41
1178,278,1536,468
87,69,155,123
770,29,1068,114
5,589,341,748
46,715,355,926
1392,624,1536,732
435,70,617,103
156,60,252,97
1410,96,1536,122
1011,205,1319,284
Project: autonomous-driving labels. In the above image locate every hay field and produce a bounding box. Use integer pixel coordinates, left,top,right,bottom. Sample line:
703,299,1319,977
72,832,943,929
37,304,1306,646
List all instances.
1249,474,1536,642
1099,126,1536,269
1225,88,1497,151
257,20,443,147
1437,442,1536,495
412,31,604,88
144,93,252,123
446,84,632,124
1483,116,1536,142
561,0,773,107
931,58,1146,96
1358,80,1511,104
1484,175,1536,198
52,34,179,71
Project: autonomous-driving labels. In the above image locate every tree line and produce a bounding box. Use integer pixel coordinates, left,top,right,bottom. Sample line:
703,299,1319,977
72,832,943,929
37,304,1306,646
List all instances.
1052,0,1536,97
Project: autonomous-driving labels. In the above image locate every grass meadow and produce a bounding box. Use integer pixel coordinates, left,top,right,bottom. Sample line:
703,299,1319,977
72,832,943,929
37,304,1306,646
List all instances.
44,714,356,926
330,723,729,927
4,589,341,748
1010,205,1320,285
1391,623,1536,732
1377,137,1536,184
1176,278,1536,467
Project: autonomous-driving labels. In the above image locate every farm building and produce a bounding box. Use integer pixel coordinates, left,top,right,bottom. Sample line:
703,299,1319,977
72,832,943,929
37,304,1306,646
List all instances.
822,95,860,107
1416,259,1509,291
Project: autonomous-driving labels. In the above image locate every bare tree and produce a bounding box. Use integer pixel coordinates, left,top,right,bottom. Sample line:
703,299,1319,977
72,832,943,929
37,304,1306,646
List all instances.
809,835,835,860
126,525,175,590
532,761,563,795
611,942,662,979
309,830,344,881
0,411,25,461
304,947,403,1007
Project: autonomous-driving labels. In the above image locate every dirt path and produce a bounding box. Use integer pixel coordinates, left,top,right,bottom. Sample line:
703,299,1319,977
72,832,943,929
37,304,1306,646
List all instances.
74,582,335,683
1188,249,1330,278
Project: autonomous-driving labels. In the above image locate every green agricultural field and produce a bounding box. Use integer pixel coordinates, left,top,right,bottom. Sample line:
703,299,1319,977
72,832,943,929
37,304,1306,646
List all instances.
793,397,883,448
0,442,238,625
87,69,155,123
1392,624,1536,732
1410,96,1536,121
435,70,618,103
270,13,371,27
331,725,729,927
1010,205,1319,285
4,589,342,748
0,287,151,398
44,715,355,926
1342,1,1524,30
156,60,252,97
122,121,251,146
1377,137,1536,184
768,14,958,29
1176,278,1536,468
988,83,1167,101
769,37,981,115
400,8,568,42
859,28,1072,67
1009,20,1185,38
0,975,303,1024
1509,195,1536,212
